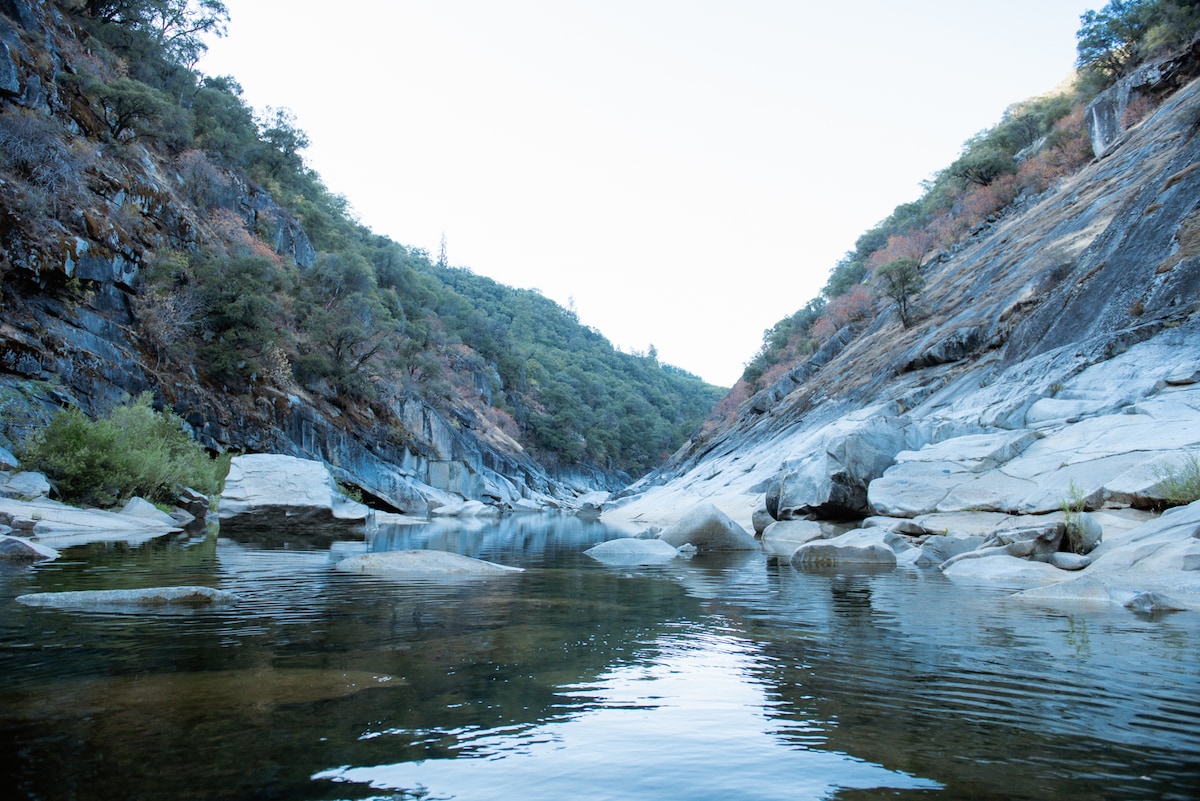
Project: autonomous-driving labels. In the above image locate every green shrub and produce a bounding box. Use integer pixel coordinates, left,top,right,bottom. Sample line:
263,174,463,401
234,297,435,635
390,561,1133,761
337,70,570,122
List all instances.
18,393,224,508
1155,452,1200,506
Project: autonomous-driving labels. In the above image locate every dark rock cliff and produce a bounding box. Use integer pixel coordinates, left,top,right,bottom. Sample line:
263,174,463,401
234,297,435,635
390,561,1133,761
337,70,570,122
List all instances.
0,1,619,513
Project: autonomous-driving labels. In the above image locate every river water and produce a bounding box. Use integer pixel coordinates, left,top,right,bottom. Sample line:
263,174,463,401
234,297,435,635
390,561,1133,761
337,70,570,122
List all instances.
1,514,1197,801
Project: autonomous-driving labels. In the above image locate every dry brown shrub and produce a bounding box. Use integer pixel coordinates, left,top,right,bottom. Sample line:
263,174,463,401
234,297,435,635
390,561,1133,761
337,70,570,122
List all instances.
207,207,282,266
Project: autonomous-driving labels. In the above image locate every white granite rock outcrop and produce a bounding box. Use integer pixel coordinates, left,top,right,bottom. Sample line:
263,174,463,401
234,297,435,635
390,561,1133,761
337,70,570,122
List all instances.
218,454,370,528
1014,501,1200,610
0,494,183,547
657,503,758,551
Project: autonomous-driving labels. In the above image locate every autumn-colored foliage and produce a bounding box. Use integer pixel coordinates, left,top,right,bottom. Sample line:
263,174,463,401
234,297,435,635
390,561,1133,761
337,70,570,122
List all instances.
812,285,875,341
206,207,283,266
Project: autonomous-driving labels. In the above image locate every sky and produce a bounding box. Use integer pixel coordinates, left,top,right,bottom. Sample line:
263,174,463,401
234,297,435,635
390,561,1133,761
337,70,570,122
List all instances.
198,0,1098,387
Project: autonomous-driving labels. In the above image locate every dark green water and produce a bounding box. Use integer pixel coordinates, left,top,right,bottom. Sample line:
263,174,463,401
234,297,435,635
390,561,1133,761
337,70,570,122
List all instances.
1,514,1198,801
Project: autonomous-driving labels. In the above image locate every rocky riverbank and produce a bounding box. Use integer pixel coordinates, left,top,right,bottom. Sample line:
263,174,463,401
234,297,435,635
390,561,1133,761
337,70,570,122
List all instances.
599,62,1200,613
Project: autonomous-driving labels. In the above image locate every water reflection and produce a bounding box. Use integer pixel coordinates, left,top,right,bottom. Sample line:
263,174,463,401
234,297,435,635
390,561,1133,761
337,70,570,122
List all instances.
365,513,624,566
0,514,1197,801
314,623,940,801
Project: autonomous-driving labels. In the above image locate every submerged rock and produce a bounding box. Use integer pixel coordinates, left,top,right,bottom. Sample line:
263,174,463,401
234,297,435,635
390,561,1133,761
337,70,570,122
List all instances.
17,586,237,607
335,549,523,576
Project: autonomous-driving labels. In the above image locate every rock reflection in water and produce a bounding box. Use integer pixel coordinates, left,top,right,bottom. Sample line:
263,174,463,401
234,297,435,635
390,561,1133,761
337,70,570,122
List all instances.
0,515,1197,801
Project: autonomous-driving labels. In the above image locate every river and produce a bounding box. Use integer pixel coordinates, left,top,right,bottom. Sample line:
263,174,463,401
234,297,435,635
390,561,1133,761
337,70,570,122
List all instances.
1,514,1197,801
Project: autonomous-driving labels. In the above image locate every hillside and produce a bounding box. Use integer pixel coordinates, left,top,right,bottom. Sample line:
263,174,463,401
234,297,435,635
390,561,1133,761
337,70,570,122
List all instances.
609,18,1200,581
0,1,722,512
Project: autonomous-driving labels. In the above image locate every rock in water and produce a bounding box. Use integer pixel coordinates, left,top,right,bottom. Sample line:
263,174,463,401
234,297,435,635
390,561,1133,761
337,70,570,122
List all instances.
17,586,237,607
0,534,58,562
335,550,523,576
218,454,369,529
791,529,900,569
584,538,680,564
657,503,758,550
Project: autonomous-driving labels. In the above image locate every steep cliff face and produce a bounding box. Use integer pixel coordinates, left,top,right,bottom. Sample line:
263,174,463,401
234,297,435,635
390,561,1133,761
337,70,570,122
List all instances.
613,61,1200,529
0,1,625,512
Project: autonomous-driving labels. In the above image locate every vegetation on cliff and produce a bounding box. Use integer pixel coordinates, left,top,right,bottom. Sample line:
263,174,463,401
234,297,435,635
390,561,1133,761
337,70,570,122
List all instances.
18,392,226,507
732,0,1199,419
0,1,723,479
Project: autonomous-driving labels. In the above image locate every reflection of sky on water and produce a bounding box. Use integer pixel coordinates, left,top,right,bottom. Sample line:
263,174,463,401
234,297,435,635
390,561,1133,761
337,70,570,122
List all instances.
6,515,1198,801
314,622,941,801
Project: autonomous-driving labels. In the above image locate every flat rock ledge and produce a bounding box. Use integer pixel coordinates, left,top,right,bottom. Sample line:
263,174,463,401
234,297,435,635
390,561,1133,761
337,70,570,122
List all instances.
17,586,238,608
0,495,182,543
335,550,524,576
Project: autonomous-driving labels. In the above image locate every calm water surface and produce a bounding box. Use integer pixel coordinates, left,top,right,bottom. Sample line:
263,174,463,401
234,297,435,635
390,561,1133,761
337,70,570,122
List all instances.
1,514,1198,801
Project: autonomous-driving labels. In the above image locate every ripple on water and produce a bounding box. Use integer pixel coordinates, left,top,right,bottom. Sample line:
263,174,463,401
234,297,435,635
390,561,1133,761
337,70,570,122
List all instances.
1,519,1198,801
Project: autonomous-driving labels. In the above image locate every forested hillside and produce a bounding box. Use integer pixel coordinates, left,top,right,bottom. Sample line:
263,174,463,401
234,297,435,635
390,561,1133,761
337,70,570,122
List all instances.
0,0,722,481
728,0,1200,424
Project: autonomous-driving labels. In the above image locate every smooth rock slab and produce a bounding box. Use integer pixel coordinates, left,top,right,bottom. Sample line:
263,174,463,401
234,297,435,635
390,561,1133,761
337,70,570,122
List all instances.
335,550,523,576
0,496,181,544
17,586,237,607
792,529,900,569
915,534,987,567
941,553,1067,588
430,500,501,517
584,538,680,565
0,534,58,562
761,519,828,557
1,471,51,499
657,503,759,550
1015,501,1200,609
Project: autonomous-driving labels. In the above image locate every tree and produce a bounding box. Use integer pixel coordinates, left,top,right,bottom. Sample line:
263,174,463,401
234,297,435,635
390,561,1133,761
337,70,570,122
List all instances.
255,106,309,182
192,75,259,165
876,258,924,328
1076,0,1156,81
87,77,188,144
70,0,228,66
948,146,1017,188
296,252,403,398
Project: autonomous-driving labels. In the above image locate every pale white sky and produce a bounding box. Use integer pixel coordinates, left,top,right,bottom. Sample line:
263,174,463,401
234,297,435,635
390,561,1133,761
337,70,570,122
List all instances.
200,1,1096,386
